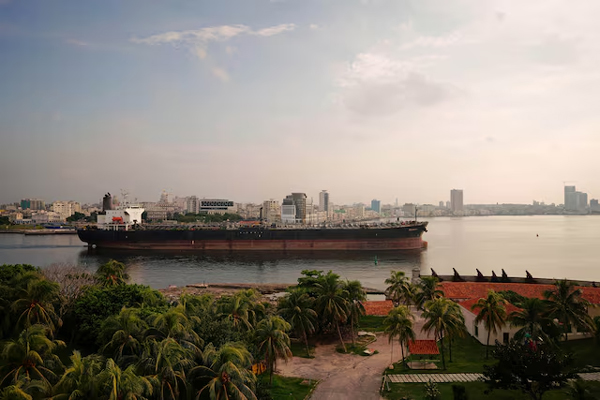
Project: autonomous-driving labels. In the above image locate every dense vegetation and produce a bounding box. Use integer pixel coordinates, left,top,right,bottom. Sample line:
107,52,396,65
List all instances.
0,263,365,399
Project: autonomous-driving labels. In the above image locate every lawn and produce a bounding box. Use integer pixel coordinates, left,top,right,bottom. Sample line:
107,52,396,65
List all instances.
384,335,488,374
261,375,318,400
358,315,386,332
560,338,600,370
383,381,600,400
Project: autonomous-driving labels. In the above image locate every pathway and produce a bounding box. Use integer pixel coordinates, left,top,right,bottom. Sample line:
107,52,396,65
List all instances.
386,372,600,384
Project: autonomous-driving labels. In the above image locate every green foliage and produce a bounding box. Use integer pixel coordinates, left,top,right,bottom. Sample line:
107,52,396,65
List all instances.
385,270,415,306
66,212,86,222
0,264,39,285
422,297,466,369
471,290,507,358
384,306,415,366
414,277,444,310
96,259,129,287
278,290,317,357
424,380,440,400
544,279,593,341
483,339,575,400
0,216,11,226
72,284,165,347
497,290,527,306
255,316,292,384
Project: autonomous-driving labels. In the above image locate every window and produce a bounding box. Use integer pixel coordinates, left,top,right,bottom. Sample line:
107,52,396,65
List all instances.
503,332,509,344
474,325,479,337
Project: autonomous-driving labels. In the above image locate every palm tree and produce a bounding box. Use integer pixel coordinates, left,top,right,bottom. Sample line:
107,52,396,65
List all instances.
383,306,415,367
422,298,465,369
444,301,466,363
148,306,202,356
255,316,292,384
278,290,317,356
471,290,507,358
101,307,147,365
96,260,129,287
594,316,600,345
544,279,592,341
385,271,414,306
314,273,349,353
342,280,366,345
52,351,104,400
414,276,444,310
0,324,65,387
137,338,194,400
97,358,153,400
217,294,254,332
509,297,554,343
12,278,61,333
192,342,257,400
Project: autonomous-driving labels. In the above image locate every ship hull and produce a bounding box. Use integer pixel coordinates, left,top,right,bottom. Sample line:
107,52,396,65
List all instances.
77,223,428,251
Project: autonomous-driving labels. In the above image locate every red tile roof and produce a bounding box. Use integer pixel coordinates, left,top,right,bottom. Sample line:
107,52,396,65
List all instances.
440,282,600,305
408,340,440,355
459,297,521,317
363,300,394,316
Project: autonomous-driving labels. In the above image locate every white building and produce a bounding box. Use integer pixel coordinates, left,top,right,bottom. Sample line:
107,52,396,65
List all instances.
185,196,199,214
52,201,72,220
97,206,145,231
32,211,63,224
459,298,520,346
281,204,296,223
199,199,236,214
262,200,281,223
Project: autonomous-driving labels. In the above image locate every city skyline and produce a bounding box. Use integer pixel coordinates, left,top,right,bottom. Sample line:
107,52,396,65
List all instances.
3,1,600,205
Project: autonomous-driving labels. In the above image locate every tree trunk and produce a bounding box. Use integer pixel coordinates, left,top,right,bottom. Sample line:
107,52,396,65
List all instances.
390,338,394,365
351,319,356,345
440,334,446,370
401,340,406,367
337,323,347,353
486,329,491,359
304,331,310,357
449,336,453,363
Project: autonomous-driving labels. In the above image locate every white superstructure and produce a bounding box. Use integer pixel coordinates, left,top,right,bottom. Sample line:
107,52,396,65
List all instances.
97,205,144,231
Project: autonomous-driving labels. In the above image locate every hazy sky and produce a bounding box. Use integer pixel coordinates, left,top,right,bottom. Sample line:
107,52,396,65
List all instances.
2,0,600,205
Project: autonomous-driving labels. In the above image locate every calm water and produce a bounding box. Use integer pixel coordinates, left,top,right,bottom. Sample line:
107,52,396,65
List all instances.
1,216,599,290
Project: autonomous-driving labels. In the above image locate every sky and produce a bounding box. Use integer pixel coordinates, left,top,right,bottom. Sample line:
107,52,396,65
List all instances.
2,0,600,206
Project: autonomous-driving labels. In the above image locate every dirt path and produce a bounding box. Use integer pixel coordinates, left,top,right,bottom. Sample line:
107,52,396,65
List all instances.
277,309,434,400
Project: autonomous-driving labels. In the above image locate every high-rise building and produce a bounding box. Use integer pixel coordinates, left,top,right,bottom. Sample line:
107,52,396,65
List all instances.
185,196,199,214
564,185,588,212
20,198,45,211
283,193,308,223
450,189,464,213
319,190,330,212
439,201,445,208
52,201,73,220
591,199,599,212
262,200,281,223
371,199,381,213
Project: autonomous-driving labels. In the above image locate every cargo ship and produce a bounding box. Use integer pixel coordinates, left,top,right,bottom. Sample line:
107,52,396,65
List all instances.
77,194,428,251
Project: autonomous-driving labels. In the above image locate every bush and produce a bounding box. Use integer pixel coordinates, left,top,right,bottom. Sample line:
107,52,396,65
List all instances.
71,284,166,347
452,384,468,400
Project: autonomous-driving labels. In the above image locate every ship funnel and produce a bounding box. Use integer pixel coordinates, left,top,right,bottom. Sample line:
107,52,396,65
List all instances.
102,193,113,212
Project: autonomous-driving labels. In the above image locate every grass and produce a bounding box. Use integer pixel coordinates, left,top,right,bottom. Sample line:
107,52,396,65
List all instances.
382,381,600,400
261,374,318,400
335,335,378,356
384,335,488,375
560,338,600,370
358,315,386,332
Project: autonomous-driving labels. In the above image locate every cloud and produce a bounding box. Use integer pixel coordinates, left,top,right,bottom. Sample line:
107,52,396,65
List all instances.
211,67,230,82
65,39,89,47
132,23,296,50
337,52,455,115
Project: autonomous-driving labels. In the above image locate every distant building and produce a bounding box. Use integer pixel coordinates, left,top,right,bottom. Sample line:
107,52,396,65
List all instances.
185,196,199,214
281,202,296,223
52,201,75,220
402,203,416,217
20,198,45,211
450,189,464,213
446,201,451,209
319,190,330,213
199,199,236,215
439,201,445,208
371,199,381,214
283,193,308,223
591,199,600,212
564,186,587,213
355,204,365,219
32,211,62,224
262,200,281,223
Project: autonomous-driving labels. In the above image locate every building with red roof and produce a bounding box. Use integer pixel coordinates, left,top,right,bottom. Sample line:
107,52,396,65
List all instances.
446,282,599,344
